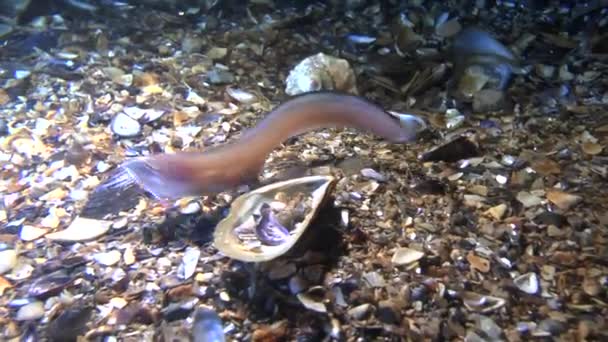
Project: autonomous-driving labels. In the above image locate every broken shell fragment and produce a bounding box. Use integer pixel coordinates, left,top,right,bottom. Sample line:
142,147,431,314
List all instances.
513,272,539,295
213,176,336,262
462,291,506,313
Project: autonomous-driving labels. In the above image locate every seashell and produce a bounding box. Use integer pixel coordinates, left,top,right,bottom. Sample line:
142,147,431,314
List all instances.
213,175,336,262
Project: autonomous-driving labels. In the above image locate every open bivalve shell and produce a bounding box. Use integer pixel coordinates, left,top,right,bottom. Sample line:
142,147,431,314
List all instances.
213,175,336,262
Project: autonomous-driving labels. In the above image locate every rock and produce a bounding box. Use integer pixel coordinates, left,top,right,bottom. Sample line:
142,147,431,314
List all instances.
192,308,225,342
474,314,503,339
15,301,44,321
207,47,228,60
20,225,48,241
392,247,425,265
46,217,112,242
0,250,17,274
516,191,543,208
377,300,400,324
484,204,507,220
285,53,358,96
93,250,121,266
473,89,506,113
347,303,372,320
182,34,203,54
546,190,582,211
110,113,141,138
267,263,297,280
207,68,234,84
436,18,462,38
513,272,539,294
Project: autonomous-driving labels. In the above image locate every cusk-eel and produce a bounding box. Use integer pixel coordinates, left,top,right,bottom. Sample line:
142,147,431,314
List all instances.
100,91,426,202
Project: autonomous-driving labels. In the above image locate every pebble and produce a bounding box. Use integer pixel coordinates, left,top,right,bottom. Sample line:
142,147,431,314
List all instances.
180,201,201,215
15,301,44,321
288,275,308,295
110,113,141,138
473,89,506,113
207,68,235,84
0,250,17,274
20,225,48,241
516,191,543,208
363,271,386,287
93,250,122,266
0,118,9,136
192,307,226,342
226,88,257,104
484,204,507,220
546,190,582,210
45,217,112,242
268,263,297,280
436,18,462,37
360,168,387,182
178,247,201,280
206,47,228,60
391,247,425,265
347,303,372,320
377,300,400,324
474,314,503,339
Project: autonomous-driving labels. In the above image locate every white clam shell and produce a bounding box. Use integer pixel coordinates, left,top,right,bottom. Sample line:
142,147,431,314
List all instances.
213,175,336,262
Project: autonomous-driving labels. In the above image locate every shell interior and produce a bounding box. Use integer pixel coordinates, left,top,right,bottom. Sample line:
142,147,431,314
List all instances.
213,175,336,262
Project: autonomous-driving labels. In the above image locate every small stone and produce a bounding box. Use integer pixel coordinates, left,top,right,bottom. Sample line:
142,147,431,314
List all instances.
535,64,555,79
112,217,128,229
362,271,385,287
192,308,226,342
123,247,135,265
267,263,297,280
558,64,574,81
0,250,17,274
582,276,601,296
513,272,539,294
436,18,462,37
467,252,491,273
15,301,44,321
473,89,506,113
285,52,358,96
110,113,141,138
46,217,112,242
93,250,121,266
474,314,503,339
581,142,603,155
546,190,582,211
392,247,425,265
178,247,201,280
207,47,228,60
226,88,257,104
347,303,372,320
0,118,9,136
547,225,565,237
516,191,543,208
179,201,201,215
288,275,308,295
484,204,507,220
181,34,203,53
377,300,400,324
20,225,48,241
207,68,234,84
537,319,566,336
360,168,387,182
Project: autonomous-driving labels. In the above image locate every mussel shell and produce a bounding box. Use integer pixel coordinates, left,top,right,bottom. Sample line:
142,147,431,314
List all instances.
213,175,336,262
